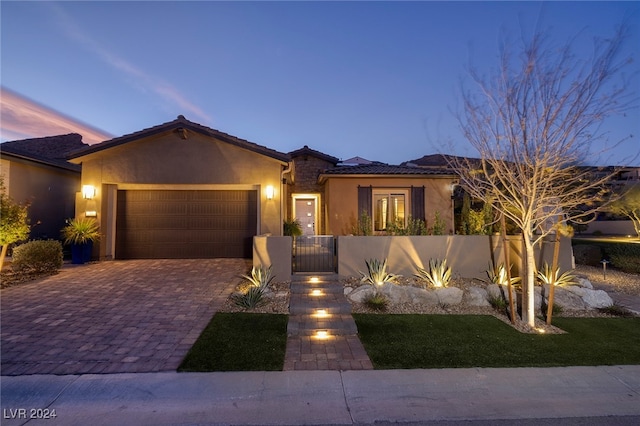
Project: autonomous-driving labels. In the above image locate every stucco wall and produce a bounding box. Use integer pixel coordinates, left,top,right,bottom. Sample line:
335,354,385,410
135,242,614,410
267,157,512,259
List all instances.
1,158,79,240
324,176,455,236
337,235,573,280
253,235,292,281
73,130,286,259
585,220,636,236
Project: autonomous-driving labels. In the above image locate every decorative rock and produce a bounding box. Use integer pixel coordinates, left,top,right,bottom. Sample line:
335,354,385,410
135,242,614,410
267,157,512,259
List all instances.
486,284,517,303
563,285,613,308
467,286,491,307
405,286,439,305
576,277,594,289
550,287,586,310
435,287,463,305
347,285,374,303
379,282,410,304
344,287,354,296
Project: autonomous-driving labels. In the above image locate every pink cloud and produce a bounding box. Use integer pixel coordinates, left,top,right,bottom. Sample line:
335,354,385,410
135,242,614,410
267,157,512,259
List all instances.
0,87,113,145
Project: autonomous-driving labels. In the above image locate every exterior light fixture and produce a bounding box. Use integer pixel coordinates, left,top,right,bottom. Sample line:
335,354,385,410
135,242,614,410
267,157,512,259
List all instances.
314,309,329,318
82,185,96,200
310,289,323,297
265,185,274,200
314,330,329,339
85,200,97,217
309,276,319,283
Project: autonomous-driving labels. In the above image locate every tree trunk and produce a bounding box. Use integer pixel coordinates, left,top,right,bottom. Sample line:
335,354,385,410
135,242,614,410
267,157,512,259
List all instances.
522,232,536,328
0,244,7,271
546,218,562,325
501,214,516,324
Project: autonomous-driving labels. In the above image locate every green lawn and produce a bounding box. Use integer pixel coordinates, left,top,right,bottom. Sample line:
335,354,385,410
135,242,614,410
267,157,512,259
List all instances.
178,313,288,372
353,314,640,369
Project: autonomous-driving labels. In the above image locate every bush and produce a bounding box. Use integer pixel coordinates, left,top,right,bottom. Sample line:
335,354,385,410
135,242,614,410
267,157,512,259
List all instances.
12,240,63,273
364,293,389,312
572,244,602,266
606,244,640,274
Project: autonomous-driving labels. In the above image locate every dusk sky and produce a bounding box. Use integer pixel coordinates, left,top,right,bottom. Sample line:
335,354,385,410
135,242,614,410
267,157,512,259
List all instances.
2,1,639,165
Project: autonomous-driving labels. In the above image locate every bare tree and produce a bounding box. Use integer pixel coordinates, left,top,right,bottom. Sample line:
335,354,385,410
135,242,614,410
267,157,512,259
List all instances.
452,24,637,327
608,183,640,238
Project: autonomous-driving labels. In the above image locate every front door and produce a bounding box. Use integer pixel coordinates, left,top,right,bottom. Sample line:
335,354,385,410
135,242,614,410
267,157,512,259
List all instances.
294,197,317,236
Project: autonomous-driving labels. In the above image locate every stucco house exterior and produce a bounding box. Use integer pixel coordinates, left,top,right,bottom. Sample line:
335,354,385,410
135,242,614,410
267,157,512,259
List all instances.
0,134,87,240
64,115,459,260
67,115,290,260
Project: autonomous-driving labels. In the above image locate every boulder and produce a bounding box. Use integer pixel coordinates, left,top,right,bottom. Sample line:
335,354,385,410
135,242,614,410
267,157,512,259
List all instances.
563,285,613,308
466,286,491,307
550,286,586,310
344,286,354,296
347,285,375,303
379,282,411,304
486,284,517,303
576,277,594,289
405,286,439,305
435,287,464,305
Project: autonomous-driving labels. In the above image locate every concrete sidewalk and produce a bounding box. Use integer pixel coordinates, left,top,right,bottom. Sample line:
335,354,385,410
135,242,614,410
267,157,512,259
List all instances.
2,365,639,425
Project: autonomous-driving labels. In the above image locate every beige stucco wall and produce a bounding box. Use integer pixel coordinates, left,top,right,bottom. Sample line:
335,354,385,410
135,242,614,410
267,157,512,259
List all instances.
1,157,79,240
253,236,292,281
71,130,287,259
324,176,455,236
337,235,573,280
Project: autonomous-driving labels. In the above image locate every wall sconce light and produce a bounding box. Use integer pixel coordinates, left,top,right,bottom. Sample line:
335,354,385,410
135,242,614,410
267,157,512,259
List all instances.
82,185,96,200
265,185,274,200
85,200,97,217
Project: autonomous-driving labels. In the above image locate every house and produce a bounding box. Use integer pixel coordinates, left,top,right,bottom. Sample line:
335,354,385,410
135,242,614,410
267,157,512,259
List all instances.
65,115,459,260
67,115,290,260
0,134,87,240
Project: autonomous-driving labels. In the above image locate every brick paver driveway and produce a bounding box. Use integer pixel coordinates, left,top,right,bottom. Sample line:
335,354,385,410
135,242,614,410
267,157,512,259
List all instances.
1,259,249,375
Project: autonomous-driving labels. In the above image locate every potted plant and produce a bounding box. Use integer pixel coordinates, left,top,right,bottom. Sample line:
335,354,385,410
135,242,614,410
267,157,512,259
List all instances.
62,218,100,264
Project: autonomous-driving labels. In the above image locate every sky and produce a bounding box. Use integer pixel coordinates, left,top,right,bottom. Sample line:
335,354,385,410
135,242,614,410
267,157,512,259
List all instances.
1,1,639,166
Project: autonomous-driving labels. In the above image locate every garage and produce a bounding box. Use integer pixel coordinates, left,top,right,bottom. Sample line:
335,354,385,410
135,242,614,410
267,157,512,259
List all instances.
115,189,257,259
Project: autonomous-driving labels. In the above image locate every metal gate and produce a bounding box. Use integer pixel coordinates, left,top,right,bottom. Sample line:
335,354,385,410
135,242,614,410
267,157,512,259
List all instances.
293,236,336,273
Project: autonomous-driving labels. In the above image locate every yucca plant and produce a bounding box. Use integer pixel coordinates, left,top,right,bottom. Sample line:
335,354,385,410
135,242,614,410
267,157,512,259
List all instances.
415,258,452,288
241,265,274,290
231,286,267,309
61,218,101,245
536,263,577,287
485,262,521,287
359,258,398,286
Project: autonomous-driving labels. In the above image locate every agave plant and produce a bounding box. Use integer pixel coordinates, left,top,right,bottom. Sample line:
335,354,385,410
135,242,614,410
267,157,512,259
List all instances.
485,262,521,287
415,258,452,288
231,286,266,309
359,258,398,286
61,218,101,245
536,263,577,287
241,265,274,290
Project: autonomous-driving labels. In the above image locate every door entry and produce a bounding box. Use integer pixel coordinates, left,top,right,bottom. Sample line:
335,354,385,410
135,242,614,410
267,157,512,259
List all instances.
294,197,316,236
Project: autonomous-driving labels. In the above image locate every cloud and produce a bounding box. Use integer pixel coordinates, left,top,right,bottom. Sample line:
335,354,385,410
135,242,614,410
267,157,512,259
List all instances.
0,87,113,144
50,3,212,124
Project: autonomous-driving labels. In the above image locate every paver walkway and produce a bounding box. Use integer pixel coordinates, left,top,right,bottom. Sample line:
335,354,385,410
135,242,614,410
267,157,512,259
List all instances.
284,274,373,370
0,259,247,376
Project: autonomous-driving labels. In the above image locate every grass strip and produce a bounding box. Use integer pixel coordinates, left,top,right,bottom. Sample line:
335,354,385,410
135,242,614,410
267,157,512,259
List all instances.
353,314,640,369
178,313,288,372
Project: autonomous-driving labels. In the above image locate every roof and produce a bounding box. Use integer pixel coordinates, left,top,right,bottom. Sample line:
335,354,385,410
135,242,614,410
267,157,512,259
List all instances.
288,145,340,164
402,153,479,168
67,115,291,163
318,164,456,181
339,156,373,166
0,134,87,171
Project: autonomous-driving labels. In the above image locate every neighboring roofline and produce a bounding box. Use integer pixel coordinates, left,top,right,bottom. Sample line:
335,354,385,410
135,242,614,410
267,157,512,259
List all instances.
318,165,457,183
67,115,291,164
0,150,81,173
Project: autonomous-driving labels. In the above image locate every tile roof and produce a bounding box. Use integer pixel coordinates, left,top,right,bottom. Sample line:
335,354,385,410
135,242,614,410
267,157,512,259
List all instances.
320,163,456,176
67,115,290,163
0,134,86,171
289,145,340,164
402,153,478,168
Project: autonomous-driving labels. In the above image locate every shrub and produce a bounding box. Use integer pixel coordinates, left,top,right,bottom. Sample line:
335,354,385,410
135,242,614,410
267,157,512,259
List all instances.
363,293,389,312
283,219,302,237
572,244,602,266
597,303,636,318
359,258,399,286
536,263,577,286
11,240,63,273
231,286,267,309
351,211,373,236
606,243,640,274
430,211,446,235
415,258,452,288
61,218,100,245
485,262,521,287
241,265,274,291
487,293,507,312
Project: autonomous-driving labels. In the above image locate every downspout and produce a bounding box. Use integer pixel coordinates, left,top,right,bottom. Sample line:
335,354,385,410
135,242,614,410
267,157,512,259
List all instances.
280,162,293,235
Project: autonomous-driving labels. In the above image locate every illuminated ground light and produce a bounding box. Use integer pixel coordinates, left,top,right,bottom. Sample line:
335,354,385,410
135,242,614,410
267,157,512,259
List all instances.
535,327,546,334
310,289,324,297
314,330,330,339
314,309,330,318
309,277,320,283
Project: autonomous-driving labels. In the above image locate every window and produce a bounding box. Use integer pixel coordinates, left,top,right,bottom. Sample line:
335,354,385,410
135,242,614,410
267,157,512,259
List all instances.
373,190,407,231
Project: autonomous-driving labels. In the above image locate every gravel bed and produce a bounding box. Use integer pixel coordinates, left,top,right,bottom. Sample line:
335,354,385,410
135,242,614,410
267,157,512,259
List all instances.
574,264,640,295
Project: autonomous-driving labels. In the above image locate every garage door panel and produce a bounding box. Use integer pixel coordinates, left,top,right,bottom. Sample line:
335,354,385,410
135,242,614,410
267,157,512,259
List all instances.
116,190,257,259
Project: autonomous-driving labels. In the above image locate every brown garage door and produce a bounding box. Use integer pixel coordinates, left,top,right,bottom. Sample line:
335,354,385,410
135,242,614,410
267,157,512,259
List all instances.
116,190,257,259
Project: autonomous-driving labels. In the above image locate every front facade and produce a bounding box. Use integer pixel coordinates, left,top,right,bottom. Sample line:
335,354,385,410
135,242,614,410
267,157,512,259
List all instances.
68,116,290,260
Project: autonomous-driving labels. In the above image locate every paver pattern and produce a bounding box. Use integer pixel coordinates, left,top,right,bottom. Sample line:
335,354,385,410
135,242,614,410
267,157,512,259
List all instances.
1,259,248,375
284,274,373,370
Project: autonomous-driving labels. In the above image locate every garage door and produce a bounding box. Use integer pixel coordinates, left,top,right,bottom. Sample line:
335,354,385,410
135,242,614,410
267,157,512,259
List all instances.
116,190,257,259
